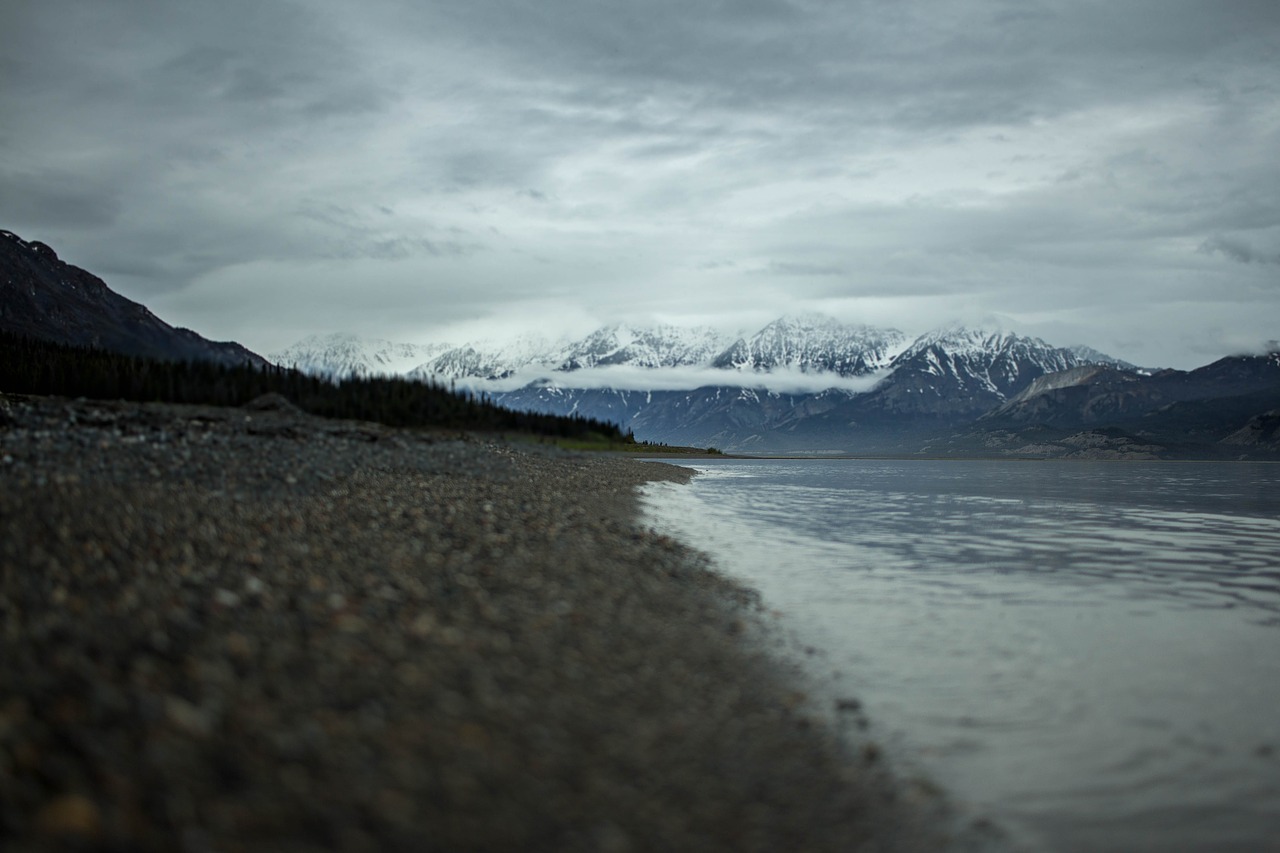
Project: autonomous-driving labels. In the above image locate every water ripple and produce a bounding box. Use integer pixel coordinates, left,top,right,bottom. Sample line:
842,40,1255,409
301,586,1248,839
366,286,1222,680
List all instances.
642,459,1280,852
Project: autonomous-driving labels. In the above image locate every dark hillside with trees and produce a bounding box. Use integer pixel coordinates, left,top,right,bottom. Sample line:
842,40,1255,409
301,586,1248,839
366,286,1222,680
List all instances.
0,331,631,442
0,229,267,367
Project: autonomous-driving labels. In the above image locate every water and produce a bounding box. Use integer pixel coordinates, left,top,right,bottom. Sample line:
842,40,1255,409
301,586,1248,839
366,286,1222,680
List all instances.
639,459,1280,852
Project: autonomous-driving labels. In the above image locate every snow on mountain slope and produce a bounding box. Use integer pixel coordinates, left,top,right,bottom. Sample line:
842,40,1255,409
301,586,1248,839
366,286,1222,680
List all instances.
558,323,733,370
408,333,574,381
267,320,1180,451
284,317,907,386
1066,345,1145,373
892,327,1081,392
268,333,452,378
409,325,736,382
845,327,1090,418
712,314,906,377
271,321,1139,425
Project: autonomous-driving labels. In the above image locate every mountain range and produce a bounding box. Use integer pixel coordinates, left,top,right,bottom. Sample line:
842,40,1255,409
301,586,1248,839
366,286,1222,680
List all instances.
271,316,908,383
269,319,1280,459
3,228,1277,459
270,333,452,379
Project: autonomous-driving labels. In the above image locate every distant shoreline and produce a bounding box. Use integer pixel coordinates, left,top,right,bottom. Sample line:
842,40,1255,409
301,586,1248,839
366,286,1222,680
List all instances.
646,453,1280,463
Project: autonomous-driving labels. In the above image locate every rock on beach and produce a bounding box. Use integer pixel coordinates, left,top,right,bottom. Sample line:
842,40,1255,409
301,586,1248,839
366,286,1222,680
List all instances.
0,395,943,851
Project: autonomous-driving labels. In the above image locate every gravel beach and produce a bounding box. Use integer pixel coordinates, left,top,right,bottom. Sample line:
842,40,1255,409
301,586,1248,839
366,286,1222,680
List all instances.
1,394,947,852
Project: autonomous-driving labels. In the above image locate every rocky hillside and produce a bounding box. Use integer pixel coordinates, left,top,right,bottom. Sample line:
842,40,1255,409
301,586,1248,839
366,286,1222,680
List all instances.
860,328,1086,418
982,352,1280,429
0,229,266,367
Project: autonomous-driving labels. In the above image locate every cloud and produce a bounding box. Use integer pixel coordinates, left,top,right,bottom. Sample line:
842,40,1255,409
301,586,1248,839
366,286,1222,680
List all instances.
761,261,847,277
1198,235,1280,266
2,0,1278,371
451,364,889,396
0,168,122,228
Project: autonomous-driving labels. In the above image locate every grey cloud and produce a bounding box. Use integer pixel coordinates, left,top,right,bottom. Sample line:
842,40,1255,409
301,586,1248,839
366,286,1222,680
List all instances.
1199,236,1280,266
762,262,847,277
158,47,290,105
414,0,1269,131
439,151,524,191
294,202,486,261
356,238,480,261
0,168,123,229
2,0,1278,370
300,88,391,119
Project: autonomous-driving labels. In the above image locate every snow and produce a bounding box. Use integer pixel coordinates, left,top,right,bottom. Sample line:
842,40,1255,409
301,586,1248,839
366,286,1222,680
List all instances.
268,318,1128,405
268,333,453,378
714,315,906,377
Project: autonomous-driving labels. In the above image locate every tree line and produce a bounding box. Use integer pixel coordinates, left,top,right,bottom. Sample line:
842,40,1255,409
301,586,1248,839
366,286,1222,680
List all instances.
0,331,631,442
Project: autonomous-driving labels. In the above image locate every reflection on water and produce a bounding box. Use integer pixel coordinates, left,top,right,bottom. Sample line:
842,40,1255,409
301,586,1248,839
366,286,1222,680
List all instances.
641,460,1280,853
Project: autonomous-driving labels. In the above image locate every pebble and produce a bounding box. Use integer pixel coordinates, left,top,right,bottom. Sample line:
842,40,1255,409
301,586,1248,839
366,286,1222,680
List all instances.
32,794,101,839
0,394,946,852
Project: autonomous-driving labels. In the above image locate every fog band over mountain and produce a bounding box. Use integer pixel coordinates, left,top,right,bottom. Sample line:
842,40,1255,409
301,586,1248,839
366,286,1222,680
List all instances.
449,364,891,396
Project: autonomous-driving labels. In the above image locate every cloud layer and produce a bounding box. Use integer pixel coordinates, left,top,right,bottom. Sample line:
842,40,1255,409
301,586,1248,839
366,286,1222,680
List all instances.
3,1,1278,368
453,364,889,395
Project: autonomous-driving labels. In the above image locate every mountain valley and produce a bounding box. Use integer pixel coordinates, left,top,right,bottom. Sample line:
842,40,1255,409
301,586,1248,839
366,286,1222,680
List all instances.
272,318,1280,459
3,228,1276,460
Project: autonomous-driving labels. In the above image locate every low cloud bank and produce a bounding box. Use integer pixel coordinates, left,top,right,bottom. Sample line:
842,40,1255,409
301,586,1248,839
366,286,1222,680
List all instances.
447,364,889,395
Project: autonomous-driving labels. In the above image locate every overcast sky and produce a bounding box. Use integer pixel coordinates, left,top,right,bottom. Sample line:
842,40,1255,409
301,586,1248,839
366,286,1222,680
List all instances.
3,0,1278,368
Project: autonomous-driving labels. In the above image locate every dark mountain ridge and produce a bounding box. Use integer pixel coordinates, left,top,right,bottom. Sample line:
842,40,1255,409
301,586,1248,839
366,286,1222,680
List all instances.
983,352,1280,429
940,351,1280,459
0,229,266,367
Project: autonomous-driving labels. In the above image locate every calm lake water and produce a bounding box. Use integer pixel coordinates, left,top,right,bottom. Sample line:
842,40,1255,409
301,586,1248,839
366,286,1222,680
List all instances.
640,459,1280,853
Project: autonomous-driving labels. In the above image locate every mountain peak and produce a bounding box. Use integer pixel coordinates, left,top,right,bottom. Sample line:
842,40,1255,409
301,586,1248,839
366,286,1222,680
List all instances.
904,326,1028,356
557,323,732,371
767,313,848,331
869,327,1087,417
269,333,452,378
712,316,906,377
1066,345,1144,373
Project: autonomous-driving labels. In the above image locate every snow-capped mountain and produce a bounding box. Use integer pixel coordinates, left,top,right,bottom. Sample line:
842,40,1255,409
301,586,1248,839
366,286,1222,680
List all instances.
269,319,1169,453
484,325,1129,450
1066,345,1146,373
558,323,733,371
712,315,906,376
409,324,735,381
408,334,574,382
701,326,1109,450
268,333,452,378
275,317,907,386
861,327,1087,417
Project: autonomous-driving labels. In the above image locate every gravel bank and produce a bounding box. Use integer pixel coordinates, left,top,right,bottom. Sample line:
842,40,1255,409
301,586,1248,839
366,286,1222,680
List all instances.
1,395,945,852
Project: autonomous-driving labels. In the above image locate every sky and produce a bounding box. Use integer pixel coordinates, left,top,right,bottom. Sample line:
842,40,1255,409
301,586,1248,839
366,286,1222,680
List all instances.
3,0,1278,369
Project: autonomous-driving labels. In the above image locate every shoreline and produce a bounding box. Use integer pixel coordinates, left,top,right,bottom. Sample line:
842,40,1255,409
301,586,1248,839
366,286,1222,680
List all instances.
1,395,947,851
641,452,1280,464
